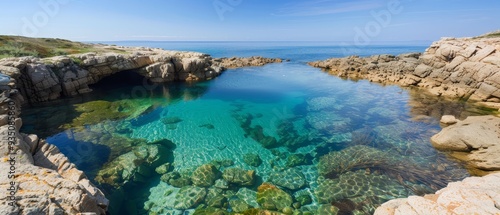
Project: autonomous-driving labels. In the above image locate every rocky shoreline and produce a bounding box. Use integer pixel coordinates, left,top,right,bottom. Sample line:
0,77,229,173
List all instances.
310,36,500,215
0,47,282,214
2,36,500,214
309,37,500,111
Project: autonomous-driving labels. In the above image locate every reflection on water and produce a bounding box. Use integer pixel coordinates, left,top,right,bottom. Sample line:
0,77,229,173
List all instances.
21,61,485,215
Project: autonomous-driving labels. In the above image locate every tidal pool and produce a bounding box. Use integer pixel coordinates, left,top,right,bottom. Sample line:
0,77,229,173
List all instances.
20,45,487,214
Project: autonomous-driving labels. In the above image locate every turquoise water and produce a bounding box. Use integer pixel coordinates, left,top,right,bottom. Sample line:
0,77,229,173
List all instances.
21,43,477,215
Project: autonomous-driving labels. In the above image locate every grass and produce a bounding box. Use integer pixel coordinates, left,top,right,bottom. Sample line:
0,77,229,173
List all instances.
474,31,500,39
0,35,131,59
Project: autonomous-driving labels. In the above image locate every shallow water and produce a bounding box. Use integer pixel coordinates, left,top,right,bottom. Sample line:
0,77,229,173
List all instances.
21,44,484,214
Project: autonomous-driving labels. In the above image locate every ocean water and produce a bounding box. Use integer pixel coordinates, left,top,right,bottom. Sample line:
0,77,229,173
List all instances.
21,43,481,215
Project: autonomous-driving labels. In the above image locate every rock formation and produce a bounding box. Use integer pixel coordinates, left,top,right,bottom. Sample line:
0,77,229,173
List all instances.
374,172,500,215
0,47,282,104
431,115,500,173
0,87,108,214
215,56,283,68
309,37,500,110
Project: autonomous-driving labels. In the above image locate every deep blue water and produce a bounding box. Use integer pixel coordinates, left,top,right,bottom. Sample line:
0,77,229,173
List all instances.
21,42,476,215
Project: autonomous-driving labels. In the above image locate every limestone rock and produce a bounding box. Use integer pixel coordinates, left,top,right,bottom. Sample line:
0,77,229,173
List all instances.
431,115,500,171
374,173,500,215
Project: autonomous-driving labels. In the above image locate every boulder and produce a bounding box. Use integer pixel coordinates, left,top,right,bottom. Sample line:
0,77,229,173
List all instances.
222,168,255,186
191,164,221,187
256,183,293,211
431,116,500,171
375,173,500,215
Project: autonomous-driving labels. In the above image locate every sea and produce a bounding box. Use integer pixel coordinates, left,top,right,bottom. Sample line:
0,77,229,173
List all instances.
20,42,484,215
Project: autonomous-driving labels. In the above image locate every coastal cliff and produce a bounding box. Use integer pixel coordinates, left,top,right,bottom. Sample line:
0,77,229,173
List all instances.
309,36,500,110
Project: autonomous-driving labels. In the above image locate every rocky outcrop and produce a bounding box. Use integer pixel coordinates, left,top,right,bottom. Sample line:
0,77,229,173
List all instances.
0,47,282,104
431,115,500,172
374,172,500,215
0,86,108,214
309,37,500,109
216,56,283,68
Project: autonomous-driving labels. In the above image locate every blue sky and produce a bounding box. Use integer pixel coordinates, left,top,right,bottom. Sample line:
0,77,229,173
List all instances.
0,0,499,42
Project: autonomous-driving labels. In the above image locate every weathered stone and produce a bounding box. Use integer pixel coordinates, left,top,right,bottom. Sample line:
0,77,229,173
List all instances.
431,116,500,170
375,173,500,215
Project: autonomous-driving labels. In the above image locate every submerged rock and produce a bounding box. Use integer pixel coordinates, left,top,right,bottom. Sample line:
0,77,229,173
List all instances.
229,199,252,213
243,153,263,167
160,172,192,188
315,170,410,214
222,168,255,186
191,164,221,187
95,143,170,188
270,168,307,190
256,183,293,211
173,186,207,210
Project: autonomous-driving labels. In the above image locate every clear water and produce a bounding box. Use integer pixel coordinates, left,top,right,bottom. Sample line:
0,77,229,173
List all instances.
21,43,481,215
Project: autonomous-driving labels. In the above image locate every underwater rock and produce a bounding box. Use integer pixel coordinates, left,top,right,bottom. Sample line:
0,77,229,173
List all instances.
222,168,255,186
155,163,171,175
191,164,221,187
295,193,312,206
306,111,352,134
211,159,235,169
270,168,306,190
236,188,259,208
285,154,309,168
276,120,311,151
160,171,192,188
243,153,263,167
64,99,153,128
317,204,340,215
161,116,183,125
193,206,229,215
315,170,410,214
95,143,169,188
317,145,396,178
230,199,252,213
205,188,227,208
199,123,215,129
256,183,293,211
214,179,229,189
307,97,341,111
173,186,207,210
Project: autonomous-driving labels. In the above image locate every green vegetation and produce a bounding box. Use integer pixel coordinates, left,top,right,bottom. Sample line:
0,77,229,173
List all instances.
474,30,500,38
0,35,130,59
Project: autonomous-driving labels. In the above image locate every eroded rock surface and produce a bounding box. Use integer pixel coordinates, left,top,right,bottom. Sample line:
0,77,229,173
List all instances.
0,48,281,103
309,37,500,108
0,88,108,214
431,115,500,171
374,173,500,215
